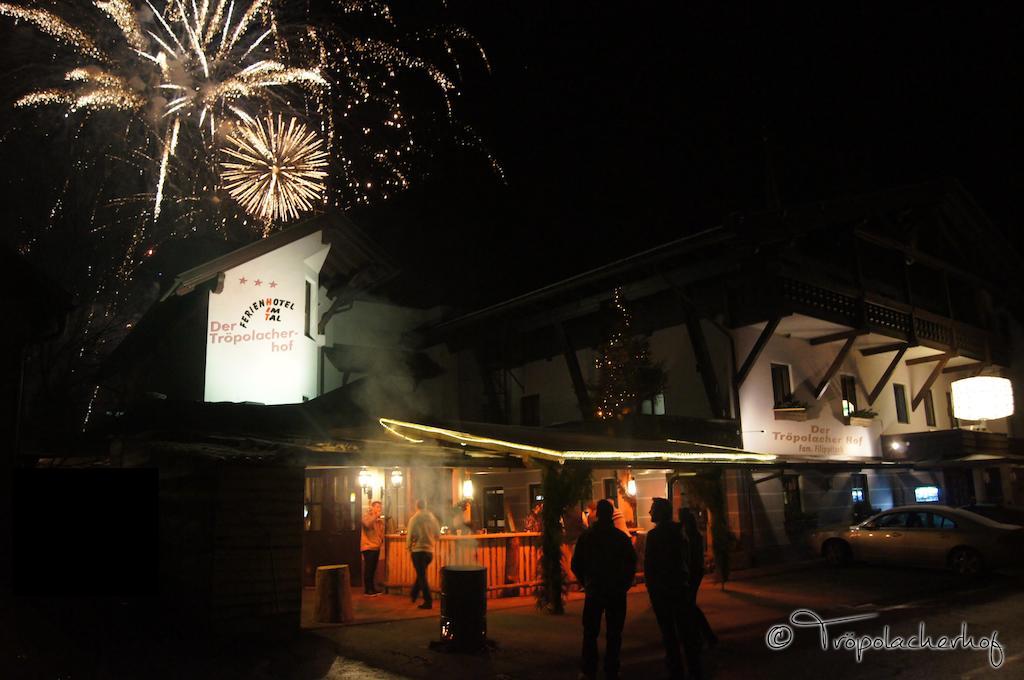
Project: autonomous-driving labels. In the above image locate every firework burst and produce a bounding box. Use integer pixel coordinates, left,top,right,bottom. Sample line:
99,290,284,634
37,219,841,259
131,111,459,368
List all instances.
0,0,326,220
221,114,328,225
3,0,498,278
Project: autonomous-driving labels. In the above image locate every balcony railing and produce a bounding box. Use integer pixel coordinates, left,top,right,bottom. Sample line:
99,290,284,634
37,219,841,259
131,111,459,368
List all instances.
735,275,1003,363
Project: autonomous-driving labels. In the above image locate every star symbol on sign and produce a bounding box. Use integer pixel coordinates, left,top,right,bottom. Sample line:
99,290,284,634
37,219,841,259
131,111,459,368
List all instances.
269,281,278,288
254,279,262,286
239,277,247,285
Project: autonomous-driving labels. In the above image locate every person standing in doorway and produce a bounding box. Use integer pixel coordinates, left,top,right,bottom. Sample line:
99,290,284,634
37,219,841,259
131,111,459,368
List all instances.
361,500,385,595
570,498,637,680
679,507,717,648
645,498,701,679
407,499,440,609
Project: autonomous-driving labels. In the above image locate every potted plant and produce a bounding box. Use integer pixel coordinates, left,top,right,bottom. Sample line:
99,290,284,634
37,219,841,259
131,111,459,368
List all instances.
848,408,878,428
773,399,809,421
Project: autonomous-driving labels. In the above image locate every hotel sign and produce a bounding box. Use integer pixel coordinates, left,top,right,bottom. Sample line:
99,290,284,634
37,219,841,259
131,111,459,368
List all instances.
203,231,329,405
770,425,867,457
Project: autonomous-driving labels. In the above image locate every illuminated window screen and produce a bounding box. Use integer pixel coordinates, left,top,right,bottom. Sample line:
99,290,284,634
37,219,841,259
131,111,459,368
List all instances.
851,488,865,503
914,486,940,503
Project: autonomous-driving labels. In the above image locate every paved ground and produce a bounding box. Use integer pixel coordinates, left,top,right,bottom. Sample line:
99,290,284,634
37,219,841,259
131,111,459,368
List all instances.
314,564,1024,679
4,562,1020,678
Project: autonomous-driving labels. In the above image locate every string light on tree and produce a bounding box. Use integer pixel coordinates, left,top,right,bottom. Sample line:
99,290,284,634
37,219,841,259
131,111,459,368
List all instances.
592,287,666,421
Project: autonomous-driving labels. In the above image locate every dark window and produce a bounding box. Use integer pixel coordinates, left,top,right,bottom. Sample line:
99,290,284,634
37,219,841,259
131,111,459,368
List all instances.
906,511,929,528
782,475,802,517
603,478,618,507
985,468,1004,504
483,487,505,530
304,280,312,338
893,384,909,423
946,392,959,429
841,375,857,417
528,483,544,505
771,364,792,407
304,476,323,532
933,514,957,529
875,512,908,528
923,389,936,427
520,394,540,426
642,393,667,416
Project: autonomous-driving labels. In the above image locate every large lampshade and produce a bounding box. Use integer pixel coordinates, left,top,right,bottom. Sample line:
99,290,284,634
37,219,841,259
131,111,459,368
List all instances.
951,376,1014,421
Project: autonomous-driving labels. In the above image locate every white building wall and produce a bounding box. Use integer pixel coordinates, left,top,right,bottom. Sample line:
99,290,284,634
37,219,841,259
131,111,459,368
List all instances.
204,231,329,404
506,349,594,426
320,298,447,418
734,326,881,459
497,320,729,426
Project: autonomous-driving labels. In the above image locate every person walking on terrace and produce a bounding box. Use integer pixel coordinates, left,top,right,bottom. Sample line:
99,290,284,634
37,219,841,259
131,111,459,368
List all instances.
406,499,440,609
646,498,702,679
571,498,637,680
679,507,718,648
361,500,385,595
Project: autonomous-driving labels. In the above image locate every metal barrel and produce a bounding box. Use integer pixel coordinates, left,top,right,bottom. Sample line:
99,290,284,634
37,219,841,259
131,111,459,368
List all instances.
439,565,487,651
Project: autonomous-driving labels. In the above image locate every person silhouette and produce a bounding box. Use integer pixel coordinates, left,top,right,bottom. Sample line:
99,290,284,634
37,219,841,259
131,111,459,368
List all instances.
678,507,718,648
645,498,702,679
571,498,637,680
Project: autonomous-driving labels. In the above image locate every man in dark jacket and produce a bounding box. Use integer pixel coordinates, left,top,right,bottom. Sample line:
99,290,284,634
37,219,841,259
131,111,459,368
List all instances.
645,498,702,679
679,507,717,647
571,498,637,680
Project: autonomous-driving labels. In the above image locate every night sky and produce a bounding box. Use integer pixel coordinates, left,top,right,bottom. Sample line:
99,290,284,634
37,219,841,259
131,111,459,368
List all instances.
2,2,1023,310
356,2,1024,309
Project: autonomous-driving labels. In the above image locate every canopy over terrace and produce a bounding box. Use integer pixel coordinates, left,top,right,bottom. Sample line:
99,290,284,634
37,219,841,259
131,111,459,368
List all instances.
377,418,912,472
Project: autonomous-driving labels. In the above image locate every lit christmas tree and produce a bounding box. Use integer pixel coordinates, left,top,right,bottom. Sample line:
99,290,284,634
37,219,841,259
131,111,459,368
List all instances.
592,288,666,420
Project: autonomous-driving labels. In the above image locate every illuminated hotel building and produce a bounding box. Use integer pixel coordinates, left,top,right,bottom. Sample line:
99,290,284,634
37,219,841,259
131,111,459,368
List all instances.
103,181,1024,630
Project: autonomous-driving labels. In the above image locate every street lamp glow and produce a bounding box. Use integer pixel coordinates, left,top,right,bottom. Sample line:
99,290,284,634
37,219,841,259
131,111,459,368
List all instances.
951,376,1014,421
626,477,637,497
358,468,373,489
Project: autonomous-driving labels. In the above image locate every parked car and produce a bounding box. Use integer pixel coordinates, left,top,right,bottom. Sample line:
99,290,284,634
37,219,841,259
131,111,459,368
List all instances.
959,503,1024,527
808,504,1024,576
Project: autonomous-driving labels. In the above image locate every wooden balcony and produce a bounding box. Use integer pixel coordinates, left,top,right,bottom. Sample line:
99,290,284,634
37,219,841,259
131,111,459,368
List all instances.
730,274,1007,364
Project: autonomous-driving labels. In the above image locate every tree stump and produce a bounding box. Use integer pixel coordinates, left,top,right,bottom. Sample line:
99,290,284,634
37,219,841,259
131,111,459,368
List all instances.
315,564,354,624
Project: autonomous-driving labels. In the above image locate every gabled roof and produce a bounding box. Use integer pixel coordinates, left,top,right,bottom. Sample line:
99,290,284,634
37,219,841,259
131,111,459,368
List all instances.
161,212,397,301
418,179,1022,344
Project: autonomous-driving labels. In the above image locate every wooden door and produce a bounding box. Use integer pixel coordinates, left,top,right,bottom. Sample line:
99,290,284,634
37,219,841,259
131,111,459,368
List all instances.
302,469,363,587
